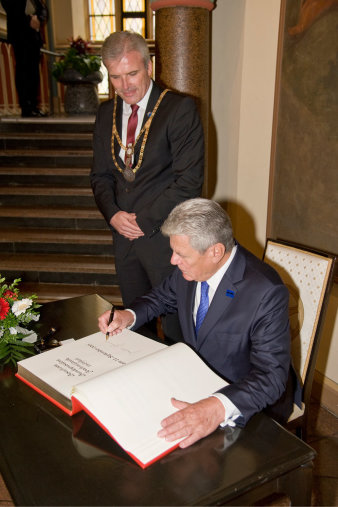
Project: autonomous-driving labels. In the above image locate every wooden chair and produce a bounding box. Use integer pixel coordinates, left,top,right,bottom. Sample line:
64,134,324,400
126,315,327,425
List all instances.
263,239,336,440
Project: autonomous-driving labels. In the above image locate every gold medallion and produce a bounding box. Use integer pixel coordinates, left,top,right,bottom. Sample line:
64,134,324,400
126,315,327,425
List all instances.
123,167,136,182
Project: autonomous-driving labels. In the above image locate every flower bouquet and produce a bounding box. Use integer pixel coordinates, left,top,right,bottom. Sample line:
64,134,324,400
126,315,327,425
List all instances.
0,275,40,367
52,36,102,82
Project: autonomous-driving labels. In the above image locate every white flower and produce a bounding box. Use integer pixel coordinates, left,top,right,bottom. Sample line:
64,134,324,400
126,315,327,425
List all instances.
12,299,33,316
0,329,3,338
9,327,18,335
16,326,31,335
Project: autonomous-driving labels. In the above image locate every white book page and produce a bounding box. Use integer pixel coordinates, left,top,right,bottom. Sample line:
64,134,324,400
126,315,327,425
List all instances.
17,330,167,399
71,342,228,466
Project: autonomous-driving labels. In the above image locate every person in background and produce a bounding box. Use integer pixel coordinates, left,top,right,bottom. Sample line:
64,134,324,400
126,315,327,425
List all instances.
99,198,300,448
91,31,204,341
1,0,48,117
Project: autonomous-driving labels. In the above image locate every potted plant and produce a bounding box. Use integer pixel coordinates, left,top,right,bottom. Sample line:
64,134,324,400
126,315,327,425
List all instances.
52,37,103,114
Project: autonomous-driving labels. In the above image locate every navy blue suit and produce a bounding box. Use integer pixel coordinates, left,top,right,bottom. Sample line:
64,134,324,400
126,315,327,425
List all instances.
130,244,299,426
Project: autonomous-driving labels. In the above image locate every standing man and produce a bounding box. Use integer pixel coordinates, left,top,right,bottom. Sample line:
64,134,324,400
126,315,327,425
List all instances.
99,199,300,448
91,31,204,340
1,0,48,117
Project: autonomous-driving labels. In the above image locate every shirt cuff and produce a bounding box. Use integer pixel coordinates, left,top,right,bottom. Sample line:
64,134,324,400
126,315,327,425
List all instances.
211,393,242,428
125,309,137,329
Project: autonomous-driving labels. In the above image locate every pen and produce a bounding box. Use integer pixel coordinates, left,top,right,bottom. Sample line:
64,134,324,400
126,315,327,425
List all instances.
106,305,115,340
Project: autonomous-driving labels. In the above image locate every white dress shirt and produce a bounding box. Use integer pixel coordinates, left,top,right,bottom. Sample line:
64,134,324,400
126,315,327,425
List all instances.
119,81,153,162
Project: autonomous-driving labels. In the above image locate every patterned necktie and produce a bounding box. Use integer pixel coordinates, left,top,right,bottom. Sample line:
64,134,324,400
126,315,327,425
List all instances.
125,104,139,165
195,281,209,334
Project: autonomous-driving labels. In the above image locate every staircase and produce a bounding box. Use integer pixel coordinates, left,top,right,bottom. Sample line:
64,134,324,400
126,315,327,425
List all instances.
0,116,122,305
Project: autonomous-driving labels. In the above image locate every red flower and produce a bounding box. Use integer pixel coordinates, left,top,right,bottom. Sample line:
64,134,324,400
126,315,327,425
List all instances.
69,36,89,55
0,297,10,320
3,290,17,300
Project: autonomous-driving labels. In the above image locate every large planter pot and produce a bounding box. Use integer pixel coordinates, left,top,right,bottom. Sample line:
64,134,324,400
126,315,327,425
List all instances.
59,69,103,115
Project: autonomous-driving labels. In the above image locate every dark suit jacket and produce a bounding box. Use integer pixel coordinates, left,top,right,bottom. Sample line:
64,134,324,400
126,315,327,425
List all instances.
130,244,299,426
90,82,204,259
1,0,48,45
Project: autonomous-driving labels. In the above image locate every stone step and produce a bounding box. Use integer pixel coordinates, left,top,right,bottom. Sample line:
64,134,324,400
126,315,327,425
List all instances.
0,166,90,187
0,227,111,243
0,167,90,176
0,116,95,134
0,186,92,195
0,186,95,207
0,206,106,230
0,252,117,285
0,132,93,151
19,282,122,305
0,227,112,255
0,205,102,218
0,150,93,168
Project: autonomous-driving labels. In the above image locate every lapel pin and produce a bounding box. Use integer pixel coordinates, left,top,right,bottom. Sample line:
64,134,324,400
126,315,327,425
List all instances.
226,290,235,298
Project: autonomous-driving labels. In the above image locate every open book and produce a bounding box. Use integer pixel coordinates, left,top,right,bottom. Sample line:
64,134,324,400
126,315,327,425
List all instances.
16,330,228,468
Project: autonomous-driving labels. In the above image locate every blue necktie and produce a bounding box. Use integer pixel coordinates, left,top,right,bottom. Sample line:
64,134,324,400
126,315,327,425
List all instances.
195,281,209,334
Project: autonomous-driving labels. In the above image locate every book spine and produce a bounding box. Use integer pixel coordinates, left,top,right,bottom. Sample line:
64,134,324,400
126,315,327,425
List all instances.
15,373,77,416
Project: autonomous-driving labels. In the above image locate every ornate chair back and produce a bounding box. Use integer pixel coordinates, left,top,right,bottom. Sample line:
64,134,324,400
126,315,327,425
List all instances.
263,239,336,439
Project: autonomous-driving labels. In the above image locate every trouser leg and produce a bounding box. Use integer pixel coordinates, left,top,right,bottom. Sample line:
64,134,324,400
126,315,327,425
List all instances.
13,40,41,113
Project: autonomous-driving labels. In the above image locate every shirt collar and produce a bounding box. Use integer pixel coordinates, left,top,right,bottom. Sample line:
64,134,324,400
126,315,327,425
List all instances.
206,244,237,293
123,80,153,114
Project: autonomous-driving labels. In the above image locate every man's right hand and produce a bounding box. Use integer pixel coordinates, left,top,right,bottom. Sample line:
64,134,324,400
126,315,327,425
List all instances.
30,14,40,31
98,309,135,337
110,211,144,240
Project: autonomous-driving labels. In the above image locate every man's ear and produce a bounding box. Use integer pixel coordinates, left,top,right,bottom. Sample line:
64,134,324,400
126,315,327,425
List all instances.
147,60,153,77
208,243,226,262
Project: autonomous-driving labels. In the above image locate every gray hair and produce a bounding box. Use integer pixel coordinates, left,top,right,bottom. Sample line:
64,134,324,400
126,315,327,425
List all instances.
101,31,150,68
161,198,235,253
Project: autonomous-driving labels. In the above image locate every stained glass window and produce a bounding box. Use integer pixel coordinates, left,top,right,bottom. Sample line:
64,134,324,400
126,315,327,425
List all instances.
88,0,115,41
88,0,152,42
123,0,145,11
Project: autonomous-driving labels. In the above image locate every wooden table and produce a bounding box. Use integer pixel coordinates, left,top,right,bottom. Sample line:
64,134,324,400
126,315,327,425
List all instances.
0,294,316,506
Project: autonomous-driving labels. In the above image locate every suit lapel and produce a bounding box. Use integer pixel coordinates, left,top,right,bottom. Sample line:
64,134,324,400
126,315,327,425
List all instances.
180,280,198,348
134,82,162,161
141,81,162,128
114,95,124,165
196,245,247,350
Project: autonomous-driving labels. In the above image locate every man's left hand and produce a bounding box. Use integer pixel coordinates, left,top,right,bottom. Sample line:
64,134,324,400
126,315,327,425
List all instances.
158,397,225,448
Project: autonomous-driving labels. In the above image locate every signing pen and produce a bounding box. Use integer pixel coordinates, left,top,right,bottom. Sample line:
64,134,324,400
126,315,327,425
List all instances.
106,305,115,340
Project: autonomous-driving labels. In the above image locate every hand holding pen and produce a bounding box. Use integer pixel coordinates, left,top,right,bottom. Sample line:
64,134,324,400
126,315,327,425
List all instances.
99,307,135,337
106,305,115,340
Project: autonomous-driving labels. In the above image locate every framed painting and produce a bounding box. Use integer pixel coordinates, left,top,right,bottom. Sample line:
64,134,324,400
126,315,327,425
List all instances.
267,0,338,256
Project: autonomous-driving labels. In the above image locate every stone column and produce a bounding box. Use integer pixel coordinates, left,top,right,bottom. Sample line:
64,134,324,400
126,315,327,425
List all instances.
150,0,215,197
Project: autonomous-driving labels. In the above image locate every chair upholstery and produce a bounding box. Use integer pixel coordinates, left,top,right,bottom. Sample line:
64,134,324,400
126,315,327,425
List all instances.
263,239,336,439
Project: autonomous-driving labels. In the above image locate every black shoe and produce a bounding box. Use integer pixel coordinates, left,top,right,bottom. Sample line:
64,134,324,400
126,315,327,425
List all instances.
21,109,47,118
33,108,48,117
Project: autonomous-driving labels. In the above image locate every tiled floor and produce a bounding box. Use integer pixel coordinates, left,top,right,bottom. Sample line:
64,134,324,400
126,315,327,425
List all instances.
307,401,338,506
0,401,337,506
